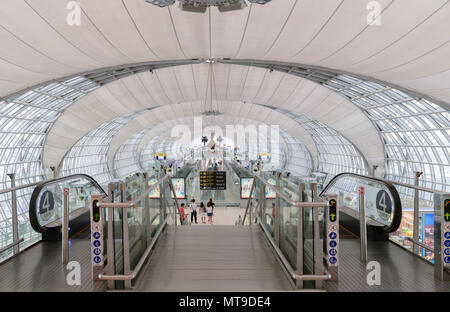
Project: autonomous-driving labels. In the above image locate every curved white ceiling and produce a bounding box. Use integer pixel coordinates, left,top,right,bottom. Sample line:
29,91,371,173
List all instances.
106,111,316,173
0,0,449,106
43,63,382,169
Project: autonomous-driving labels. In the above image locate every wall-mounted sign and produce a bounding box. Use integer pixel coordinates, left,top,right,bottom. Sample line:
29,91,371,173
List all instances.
240,177,255,199
200,171,226,190
171,178,185,199
265,178,276,199
155,153,166,160
148,177,160,199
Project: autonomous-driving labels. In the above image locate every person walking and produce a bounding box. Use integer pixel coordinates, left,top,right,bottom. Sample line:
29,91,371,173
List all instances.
200,202,207,224
189,199,197,224
207,198,215,225
180,203,186,224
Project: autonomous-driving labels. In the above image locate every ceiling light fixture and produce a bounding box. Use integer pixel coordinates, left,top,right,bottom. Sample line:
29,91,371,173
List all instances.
144,0,272,13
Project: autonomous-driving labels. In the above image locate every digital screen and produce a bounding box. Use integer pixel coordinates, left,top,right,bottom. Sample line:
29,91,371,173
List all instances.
241,177,255,199
265,178,276,199
200,171,226,190
148,177,160,199
171,178,185,199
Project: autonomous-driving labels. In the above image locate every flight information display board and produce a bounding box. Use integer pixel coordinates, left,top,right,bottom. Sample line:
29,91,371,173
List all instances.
200,171,226,190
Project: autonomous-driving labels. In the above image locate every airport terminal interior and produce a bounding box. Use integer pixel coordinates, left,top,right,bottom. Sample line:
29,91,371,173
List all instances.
0,0,449,293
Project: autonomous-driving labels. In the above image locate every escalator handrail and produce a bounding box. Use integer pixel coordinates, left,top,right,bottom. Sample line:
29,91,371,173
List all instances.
29,173,107,233
319,172,402,233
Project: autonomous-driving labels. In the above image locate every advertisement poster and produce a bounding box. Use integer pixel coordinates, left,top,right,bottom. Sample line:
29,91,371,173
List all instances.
148,177,160,199
171,178,185,199
241,177,255,199
265,178,276,199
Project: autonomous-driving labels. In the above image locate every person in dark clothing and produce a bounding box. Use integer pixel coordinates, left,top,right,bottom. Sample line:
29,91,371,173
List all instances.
189,199,197,224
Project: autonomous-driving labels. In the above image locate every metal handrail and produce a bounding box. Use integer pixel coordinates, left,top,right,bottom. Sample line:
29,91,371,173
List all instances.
319,172,402,233
29,173,107,234
99,174,170,209
0,238,24,254
98,216,169,281
0,181,41,195
255,213,331,283
382,179,445,194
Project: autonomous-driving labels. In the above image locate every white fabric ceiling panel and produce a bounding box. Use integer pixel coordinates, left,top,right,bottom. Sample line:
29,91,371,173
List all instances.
319,0,447,70
168,6,209,58
138,71,172,106
251,70,285,105
210,7,249,58
262,0,344,60
224,64,248,100
346,1,450,78
172,65,199,102
155,67,184,103
120,74,158,107
238,66,266,101
266,73,300,108
287,0,393,64
79,0,158,61
291,88,333,115
234,0,297,59
120,0,185,59
0,0,96,74
280,79,319,112
27,0,127,66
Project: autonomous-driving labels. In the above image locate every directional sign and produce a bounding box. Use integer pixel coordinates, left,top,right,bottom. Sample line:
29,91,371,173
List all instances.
93,232,101,239
93,240,101,248
445,240,450,248
329,240,337,248
93,248,101,256
376,190,392,221
445,199,450,222
329,232,337,240
329,199,337,222
329,249,337,256
444,248,450,256
93,256,102,264
445,232,450,240
200,171,226,190
445,256,450,264
329,257,337,265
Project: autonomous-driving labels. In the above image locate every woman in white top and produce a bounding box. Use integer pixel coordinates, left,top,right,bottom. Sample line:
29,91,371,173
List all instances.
207,202,213,225
200,202,207,224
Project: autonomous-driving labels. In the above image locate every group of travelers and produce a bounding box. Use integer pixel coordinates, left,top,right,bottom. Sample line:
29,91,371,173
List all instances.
179,198,215,225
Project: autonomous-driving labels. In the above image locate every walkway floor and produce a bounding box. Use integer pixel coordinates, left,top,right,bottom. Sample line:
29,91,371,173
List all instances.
0,239,104,292
328,239,450,292
135,225,293,291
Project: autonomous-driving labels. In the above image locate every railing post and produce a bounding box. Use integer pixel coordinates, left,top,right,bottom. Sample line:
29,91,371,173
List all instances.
413,171,423,255
296,182,305,289
259,181,264,220
311,182,323,289
90,194,104,282
359,187,367,263
7,173,19,255
144,173,151,245
274,172,281,246
62,187,69,264
120,181,132,289
434,193,450,281
106,183,115,290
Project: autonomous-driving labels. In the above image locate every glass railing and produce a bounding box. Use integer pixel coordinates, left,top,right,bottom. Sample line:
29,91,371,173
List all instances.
96,172,178,290
319,172,402,233
28,174,107,234
234,160,334,290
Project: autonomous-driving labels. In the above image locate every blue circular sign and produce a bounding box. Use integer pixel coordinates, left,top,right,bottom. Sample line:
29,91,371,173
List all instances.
329,248,337,256
93,232,101,239
444,248,450,256
445,256,450,264
329,232,337,240
93,247,101,255
329,240,337,248
445,232,450,239
93,240,101,247
329,257,337,264
445,240,450,247
93,256,101,264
